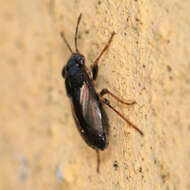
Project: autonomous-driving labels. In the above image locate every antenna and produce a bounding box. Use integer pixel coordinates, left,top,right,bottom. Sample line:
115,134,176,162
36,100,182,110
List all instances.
60,31,73,53
75,14,82,53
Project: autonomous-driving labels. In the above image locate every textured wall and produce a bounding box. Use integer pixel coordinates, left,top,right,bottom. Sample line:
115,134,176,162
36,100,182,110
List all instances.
0,0,190,189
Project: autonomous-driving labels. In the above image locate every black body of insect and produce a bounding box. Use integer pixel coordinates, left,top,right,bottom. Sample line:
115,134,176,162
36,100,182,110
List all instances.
61,14,143,173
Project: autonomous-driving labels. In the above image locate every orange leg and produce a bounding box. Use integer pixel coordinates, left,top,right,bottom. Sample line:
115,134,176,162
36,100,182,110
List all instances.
101,97,143,136
100,88,136,105
92,32,116,80
96,150,100,173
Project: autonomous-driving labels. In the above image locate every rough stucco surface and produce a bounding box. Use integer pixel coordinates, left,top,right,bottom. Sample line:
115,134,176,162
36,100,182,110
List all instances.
0,0,190,189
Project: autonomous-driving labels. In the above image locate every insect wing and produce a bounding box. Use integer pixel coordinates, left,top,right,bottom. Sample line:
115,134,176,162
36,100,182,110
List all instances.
68,76,108,150
79,83,104,133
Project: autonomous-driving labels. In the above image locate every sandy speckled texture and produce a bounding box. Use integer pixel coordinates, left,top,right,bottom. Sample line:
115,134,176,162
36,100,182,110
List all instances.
0,0,190,189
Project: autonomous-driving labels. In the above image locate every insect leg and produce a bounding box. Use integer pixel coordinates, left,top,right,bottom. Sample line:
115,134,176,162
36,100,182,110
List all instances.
96,150,100,173
100,97,144,136
92,32,116,80
100,88,136,105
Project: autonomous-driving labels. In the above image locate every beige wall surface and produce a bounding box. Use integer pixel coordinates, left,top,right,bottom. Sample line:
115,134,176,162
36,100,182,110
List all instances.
0,0,190,189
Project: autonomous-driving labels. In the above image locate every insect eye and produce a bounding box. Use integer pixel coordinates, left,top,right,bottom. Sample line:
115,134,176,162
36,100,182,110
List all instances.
62,66,66,78
75,54,85,66
77,57,84,66
79,58,84,65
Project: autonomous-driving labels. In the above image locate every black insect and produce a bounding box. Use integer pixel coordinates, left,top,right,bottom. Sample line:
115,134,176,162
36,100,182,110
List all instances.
61,14,143,173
